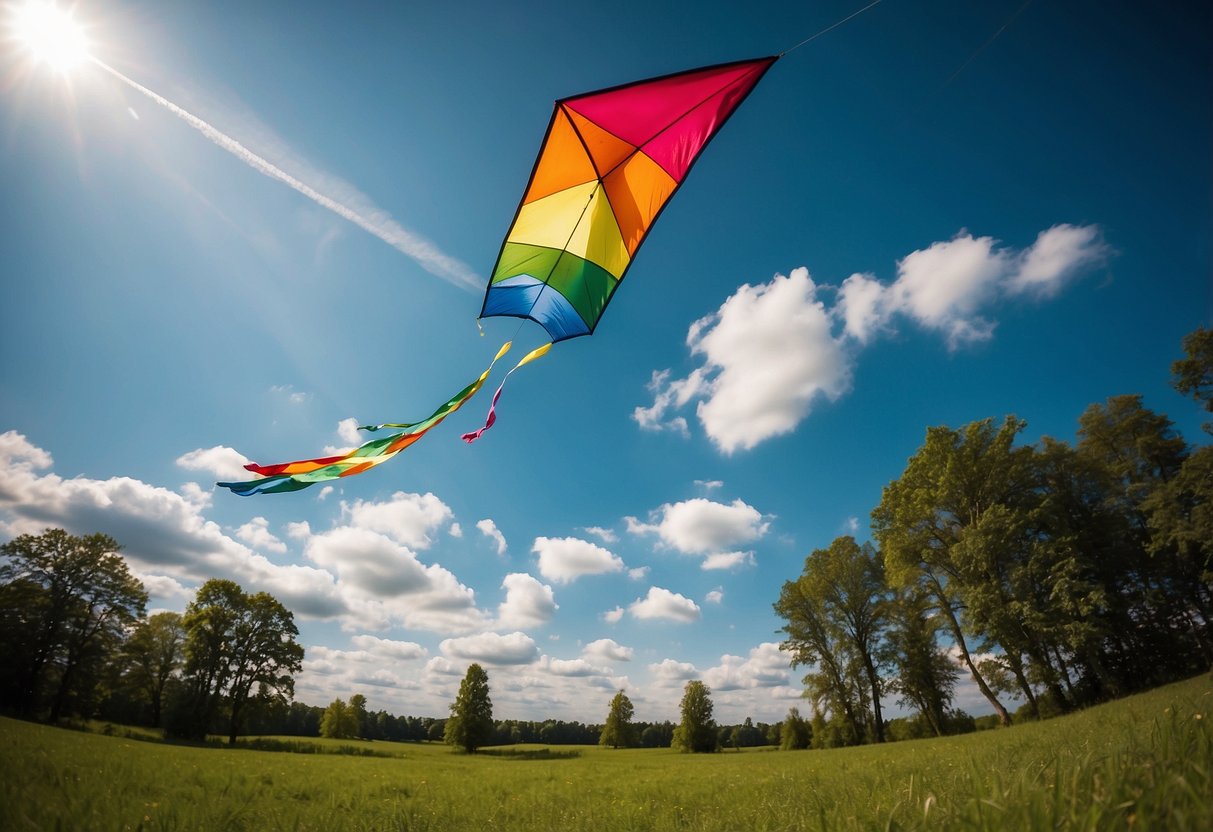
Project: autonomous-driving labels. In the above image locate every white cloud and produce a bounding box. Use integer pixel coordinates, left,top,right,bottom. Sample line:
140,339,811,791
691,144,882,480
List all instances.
349,634,428,661
496,573,558,629
129,570,193,602
705,588,724,604
440,631,539,665
628,587,701,623
178,482,212,509
701,643,790,692
541,656,611,677
286,521,312,540
632,368,706,435
532,536,624,584
336,417,363,446
476,518,507,556
0,432,345,620
627,498,767,556
317,486,334,501
583,526,618,544
694,480,724,491
582,638,633,663
627,566,651,581
648,658,699,683
634,224,1105,451
1006,223,1109,297
340,491,453,549
889,233,1006,347
234,516,287,553
448,522,463,538
603,606,624,624
701,551,756,571
175,445,253,482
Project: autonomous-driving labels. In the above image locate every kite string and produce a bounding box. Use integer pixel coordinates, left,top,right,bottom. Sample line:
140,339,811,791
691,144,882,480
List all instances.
780,0,883,56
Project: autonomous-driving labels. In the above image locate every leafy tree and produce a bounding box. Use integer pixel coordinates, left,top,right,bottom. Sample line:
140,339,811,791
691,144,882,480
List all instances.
873,418,1036,725
780,707,811,750
320,698,359,739
599,690,637,748
774,536,887,742
883,588,957,736
348,693,369,739
1172,326,1213,434
0,529,146,719
445,663,493,752
672,680,717,753
174,579,303,744
122,611,184,727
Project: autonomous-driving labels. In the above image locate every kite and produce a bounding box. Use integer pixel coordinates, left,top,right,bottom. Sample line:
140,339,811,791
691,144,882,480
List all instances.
462,55,779,439
220,56,778,491
217,342,514,495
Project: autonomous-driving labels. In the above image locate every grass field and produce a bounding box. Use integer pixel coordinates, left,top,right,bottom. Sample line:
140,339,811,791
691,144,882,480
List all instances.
2,675,1210,831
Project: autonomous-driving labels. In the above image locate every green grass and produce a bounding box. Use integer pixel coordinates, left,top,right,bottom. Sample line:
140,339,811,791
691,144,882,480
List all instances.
2,675,1210,831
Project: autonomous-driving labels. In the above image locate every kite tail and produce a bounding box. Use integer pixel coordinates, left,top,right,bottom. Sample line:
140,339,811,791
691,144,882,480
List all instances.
462,343,551,443
218,341,513,495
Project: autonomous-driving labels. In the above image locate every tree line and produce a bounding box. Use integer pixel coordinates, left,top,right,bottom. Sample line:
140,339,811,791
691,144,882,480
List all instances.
774,328,1212,747
0,530,302,744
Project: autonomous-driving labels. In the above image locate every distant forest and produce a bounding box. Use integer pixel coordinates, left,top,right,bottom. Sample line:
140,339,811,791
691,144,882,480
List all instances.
1,329,1208,750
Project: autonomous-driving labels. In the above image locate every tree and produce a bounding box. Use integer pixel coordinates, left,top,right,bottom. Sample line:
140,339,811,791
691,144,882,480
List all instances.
774,537,887,743
174,579,303,744
1172,326,1213,434
0,529,146,718
348,693,369,739
873,418,1036,726
320,698,359,739
122,611,184,727
445,663,493,752
599,690,637,748
672,680,717,753
780,707,811,750
883,588,957,736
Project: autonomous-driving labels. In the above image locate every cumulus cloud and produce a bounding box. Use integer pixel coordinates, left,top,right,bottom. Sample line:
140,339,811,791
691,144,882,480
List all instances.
340,491,453,549
583,638,634,663
336,417,363,446
627,566,651,581
705,588,724,604
286,521,312,540
349,634,428,661
701,551,756,571
234,516,287,553
1005,223,1109,297
440,631,540,665
532,536,624,584
541,656,612,677
627,498,768,560
496,573,558,629
701,643,790,692
583,526,618,543
694,480,724,491
602,606,624,624
635,225,1106,450
448,522,463,538
175,445,253,482
649,658,699,683
629,587,701,622
476,518,507,556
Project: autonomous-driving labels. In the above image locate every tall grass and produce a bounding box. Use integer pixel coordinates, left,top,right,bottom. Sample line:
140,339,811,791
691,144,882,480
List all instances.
1,675,1208,831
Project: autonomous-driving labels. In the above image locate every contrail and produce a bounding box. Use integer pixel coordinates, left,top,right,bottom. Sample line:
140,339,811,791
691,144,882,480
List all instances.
90,57,480,290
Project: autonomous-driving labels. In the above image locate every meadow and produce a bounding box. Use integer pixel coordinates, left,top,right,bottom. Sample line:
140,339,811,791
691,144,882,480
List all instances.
2,675,1209,831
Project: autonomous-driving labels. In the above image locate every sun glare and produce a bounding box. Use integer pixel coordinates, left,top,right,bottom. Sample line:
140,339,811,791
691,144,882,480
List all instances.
11,1,89,73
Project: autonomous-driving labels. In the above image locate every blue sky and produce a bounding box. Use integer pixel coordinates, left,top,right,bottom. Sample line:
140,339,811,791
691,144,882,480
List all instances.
1,0,1209,724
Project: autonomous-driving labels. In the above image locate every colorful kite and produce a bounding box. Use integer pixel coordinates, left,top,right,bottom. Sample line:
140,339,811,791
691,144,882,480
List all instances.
217,343,513,495
221,56,778,491
479,55,779,342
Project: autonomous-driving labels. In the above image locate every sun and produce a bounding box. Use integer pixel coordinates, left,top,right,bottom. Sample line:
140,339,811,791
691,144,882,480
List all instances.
11,1,90,73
